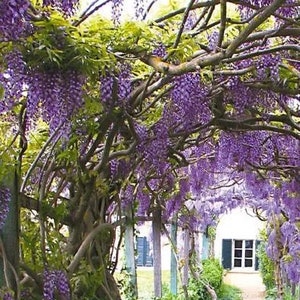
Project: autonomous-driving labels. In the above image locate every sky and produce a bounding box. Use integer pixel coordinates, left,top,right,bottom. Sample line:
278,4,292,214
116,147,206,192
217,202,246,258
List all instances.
78,0,185,22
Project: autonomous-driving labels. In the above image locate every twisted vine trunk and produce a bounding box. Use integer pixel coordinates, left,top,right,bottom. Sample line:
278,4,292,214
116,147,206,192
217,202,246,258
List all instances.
273,217,284,300
0,172,20,299
68,222,121,300
274,260,284,300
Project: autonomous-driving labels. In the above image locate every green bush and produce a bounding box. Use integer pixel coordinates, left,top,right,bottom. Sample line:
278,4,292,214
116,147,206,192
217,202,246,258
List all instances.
257,232,276,290
186,258,224,300
159,258,244,300
266,286,300,300
202,258,223,292
258,229,300,300
218,283,242,300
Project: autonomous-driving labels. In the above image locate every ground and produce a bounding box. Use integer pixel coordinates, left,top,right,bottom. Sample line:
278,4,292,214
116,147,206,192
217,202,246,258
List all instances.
224,271,266,300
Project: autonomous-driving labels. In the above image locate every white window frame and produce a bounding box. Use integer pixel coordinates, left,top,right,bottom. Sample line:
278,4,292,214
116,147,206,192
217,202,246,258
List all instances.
232,239,255,270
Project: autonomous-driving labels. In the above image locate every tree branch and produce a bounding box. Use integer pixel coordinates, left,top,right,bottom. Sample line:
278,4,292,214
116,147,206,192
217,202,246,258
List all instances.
217,0,227,49
20,127,61,193
173,0,197,49
67,222,118,275
225,0,287,56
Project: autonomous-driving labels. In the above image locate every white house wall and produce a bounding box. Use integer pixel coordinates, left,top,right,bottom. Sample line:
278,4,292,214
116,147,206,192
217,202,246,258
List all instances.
215,207,265,264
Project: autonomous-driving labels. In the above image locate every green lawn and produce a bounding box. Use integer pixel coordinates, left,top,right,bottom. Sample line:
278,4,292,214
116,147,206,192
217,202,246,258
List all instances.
116,268,242,300
114,267,171,299
137,268,170,299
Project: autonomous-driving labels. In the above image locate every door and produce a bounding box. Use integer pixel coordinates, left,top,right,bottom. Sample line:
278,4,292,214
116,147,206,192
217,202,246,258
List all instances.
233,239,254,269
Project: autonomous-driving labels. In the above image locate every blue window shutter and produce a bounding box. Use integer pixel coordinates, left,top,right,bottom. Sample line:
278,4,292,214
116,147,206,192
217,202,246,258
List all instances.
222,239,232,269
255,240,261,271
136,236,147,266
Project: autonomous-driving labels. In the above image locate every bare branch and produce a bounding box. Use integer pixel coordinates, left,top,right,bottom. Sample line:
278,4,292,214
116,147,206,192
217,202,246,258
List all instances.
217,0,227,49
226,0,287,56
20,127,62,193
173,0,197,49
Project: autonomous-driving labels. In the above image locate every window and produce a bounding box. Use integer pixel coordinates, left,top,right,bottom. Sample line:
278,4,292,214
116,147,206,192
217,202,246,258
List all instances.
233,239,254,268
222,239,261,270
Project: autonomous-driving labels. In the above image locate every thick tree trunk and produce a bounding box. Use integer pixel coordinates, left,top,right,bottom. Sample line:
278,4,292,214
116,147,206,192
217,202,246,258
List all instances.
273,218,284,300
0,172,20,299
67,220,122,300
274,259,284,300
97,271,121,300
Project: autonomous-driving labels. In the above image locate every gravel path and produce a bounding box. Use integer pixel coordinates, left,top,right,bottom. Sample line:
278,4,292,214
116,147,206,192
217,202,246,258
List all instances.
224,272,266,300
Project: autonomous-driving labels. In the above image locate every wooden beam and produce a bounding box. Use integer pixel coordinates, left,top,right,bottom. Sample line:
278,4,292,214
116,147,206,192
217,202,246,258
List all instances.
124,207,138,297
170,220,178,295
152,208,162,298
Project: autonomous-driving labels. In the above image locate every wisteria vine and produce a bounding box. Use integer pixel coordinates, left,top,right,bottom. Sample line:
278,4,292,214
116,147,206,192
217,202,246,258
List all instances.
0,0,299,299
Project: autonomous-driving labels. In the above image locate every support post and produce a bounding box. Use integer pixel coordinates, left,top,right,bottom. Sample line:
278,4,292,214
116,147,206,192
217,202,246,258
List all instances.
124,207,138,298
152,207,162,298
170,220,177,295
182,227,189,287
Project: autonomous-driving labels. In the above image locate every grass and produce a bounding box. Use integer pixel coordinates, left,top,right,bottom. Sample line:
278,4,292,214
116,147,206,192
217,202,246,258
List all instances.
265,286,300,300
137,268,170,300
218,283,243,300
116,268,243,300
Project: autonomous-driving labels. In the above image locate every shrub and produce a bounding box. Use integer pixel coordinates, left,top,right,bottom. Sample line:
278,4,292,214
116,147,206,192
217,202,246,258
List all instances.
217,283,242,300
201,258,223,292
185,258,224,299
257,231,276,290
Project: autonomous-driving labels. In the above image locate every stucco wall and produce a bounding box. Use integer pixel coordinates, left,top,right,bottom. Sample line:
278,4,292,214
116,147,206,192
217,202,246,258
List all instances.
214,207,265,263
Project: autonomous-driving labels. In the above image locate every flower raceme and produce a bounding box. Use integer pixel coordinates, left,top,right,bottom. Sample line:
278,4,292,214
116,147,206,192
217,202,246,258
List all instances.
43,270,70,300
0,50,85,133
0,0,30,41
